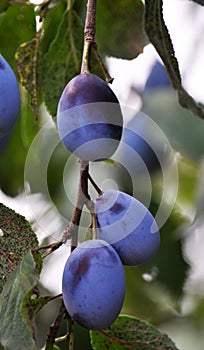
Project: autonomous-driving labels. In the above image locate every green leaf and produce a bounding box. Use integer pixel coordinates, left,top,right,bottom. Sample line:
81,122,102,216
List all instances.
0,0,9,13
40,2,67,56
91,315,179,349
41,9,83,116
123,266,162,323
176,158,199,207
142,90,204,161
16,33,42,120
146,203,189,298
0,251,39,350
190,159,204,222
0,89,40,194
144,0,204,119
26,295,58,319
0,4,36,74
96,0,148,59
0,203,42,293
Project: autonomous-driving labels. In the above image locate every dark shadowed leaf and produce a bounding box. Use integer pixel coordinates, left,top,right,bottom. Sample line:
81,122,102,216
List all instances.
0,252,39,350
40,2,67,56
24,294,60,320
16,32,42,120
144,0,204,119
91,315,179,349
144,203,189,298
0,0,9,13
0,203,42,292
142,90,204,161
0,90,40,195
190,0,204,5
0,4,36,74
41,9,83,116
96,0,148,59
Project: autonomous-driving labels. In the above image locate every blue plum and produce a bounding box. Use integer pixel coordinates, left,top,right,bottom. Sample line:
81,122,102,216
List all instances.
57,73,123,161
62,239,125,330
144,60,171,92
116,112,169,176
0,55,20,136
95,190,160,265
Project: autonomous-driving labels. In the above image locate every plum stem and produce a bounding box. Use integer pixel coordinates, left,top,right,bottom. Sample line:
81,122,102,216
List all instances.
92,42,114,83
88,172,103,195
91,212,97,239
67,0,73,10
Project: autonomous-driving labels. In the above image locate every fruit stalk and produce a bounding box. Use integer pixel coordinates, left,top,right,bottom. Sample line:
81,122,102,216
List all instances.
80,0,113,82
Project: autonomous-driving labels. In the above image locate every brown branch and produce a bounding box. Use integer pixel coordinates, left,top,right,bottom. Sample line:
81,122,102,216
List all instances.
84,0,96,41
80,0,113,83
63,160,90,251
92,42,114,83
45,301,67,350
80,0,97,74
88,172,102,195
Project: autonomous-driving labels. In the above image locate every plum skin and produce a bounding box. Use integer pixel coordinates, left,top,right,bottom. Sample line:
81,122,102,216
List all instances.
95,190,160,266
57,73,123,161
144,60,171,92
0,55,20,136
62,239,126,330
117,112,166,175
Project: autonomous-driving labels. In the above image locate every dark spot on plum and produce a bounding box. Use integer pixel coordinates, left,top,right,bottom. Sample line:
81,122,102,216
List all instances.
71,253,91,282
109,203,124,214
80,254,91,274
0,61,5,70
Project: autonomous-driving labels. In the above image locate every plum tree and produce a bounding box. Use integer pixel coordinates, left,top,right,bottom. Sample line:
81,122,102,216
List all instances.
0,55,20,136
62,239,126,330
95,189,160,265
57,73,123,161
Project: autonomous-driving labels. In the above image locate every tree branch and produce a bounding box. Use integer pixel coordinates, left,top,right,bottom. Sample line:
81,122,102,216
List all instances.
63,160,90,251
45,301,67,350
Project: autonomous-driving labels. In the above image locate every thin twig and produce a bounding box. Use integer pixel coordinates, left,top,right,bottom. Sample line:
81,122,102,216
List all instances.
32,239,63,259
92,41,114,83
45,301,67,350
88,172,103,195
63,160,90,251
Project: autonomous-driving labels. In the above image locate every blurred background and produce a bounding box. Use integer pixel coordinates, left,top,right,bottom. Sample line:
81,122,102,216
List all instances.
1,0,204,349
